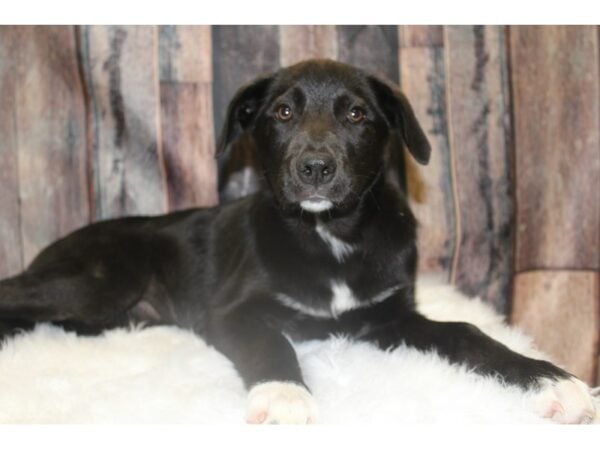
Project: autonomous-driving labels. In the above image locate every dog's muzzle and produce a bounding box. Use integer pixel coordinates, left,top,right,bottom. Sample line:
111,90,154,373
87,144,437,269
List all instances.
295,153,337,213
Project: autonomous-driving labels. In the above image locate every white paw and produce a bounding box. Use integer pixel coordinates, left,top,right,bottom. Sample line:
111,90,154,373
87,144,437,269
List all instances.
246,381,319,424
529,376,597,424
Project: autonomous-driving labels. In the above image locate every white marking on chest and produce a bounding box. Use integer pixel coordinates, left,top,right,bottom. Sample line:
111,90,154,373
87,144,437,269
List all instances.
315,220,355,262
276,282,401,319
330,281,360,318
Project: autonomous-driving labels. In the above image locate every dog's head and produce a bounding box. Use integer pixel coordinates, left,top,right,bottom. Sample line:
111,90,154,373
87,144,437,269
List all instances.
217,59,430,214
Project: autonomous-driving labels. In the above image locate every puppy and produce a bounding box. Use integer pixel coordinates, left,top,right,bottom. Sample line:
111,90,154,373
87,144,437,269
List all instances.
0,59,595,424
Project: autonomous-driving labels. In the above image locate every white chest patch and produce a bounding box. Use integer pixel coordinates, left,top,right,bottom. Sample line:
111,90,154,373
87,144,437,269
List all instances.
276,282,400,319
315,220,355,262
329,281,360,317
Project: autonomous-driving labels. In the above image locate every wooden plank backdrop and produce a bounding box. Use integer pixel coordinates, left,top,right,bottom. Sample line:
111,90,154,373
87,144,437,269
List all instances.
512,271,599,382
0,27,24,276
79,26,167,220
444,26,513,314
159,25,218,210
0,25,598,384
399,26,455,283
1,27,89,267
508,25,600,383
509,26,599,272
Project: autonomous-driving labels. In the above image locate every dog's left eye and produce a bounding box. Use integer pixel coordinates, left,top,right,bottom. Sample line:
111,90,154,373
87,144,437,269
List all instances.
347,107,365,123
275,104,293,121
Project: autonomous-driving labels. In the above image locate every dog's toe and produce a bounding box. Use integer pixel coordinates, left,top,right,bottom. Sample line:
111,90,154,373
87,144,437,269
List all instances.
529,376,596,424
246,381,319,425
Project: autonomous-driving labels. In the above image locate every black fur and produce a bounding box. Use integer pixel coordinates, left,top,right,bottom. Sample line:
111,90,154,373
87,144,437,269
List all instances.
0,59,568,395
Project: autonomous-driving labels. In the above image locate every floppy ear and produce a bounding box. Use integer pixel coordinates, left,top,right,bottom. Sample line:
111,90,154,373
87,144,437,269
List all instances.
367,76,431,165
216,75,273,157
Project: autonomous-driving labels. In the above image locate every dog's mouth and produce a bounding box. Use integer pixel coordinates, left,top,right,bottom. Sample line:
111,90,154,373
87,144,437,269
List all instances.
276,169,358,215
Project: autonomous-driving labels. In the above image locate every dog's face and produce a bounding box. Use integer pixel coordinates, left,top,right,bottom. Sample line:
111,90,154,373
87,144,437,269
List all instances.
217,59,431,214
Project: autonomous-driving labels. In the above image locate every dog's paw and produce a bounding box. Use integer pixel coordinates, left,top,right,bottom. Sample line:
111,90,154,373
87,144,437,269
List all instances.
529,376,596,424
246,381,319,424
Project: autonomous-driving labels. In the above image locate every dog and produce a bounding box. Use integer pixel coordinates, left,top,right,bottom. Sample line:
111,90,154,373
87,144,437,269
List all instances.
0,59,595,424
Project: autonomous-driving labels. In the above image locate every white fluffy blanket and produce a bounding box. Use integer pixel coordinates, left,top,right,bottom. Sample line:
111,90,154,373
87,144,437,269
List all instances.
0,279,597,424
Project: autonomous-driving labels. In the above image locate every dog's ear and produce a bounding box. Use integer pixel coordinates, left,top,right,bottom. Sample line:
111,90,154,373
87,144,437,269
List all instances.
216,75,273,157
368,76,431,165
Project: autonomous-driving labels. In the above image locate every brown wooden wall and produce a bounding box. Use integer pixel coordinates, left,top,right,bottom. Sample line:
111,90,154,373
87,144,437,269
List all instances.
0,25,598,384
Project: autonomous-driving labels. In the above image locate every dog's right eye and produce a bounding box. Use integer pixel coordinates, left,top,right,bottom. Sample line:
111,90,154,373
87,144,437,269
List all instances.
347,106,365,123
275,104,293,122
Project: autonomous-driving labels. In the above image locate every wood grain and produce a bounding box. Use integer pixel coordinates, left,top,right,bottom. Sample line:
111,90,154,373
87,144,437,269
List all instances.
159,25,212,83
0,28,24,277
512,270,599,384
444,26,513,313
280,26,337,66
399,25,444,48
160,82,217,210
399,26,455,278
337,26,399,80
159,26,217,210
212,26,280,200
79,25,167,220
7,27,90,266
509,26,600,271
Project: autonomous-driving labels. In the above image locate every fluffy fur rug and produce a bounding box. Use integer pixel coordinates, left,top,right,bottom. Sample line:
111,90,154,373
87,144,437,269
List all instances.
0,279,597,424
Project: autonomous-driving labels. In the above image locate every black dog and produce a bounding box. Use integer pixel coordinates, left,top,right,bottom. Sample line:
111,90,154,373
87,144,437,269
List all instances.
0,59,594,424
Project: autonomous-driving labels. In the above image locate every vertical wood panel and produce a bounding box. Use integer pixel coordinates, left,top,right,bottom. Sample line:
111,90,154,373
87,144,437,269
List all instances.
337,25,399,81
399,26,444,48
160,83,217,210
159,26,217,210
510,26,599,271
212,25,280,201
8,27,89,265
79,25,166,220
510,26,599,381
399,26,455,279
444,26,513,313
0,28,24,276
159,25,212,84
512,271,599,384
280,26,337,66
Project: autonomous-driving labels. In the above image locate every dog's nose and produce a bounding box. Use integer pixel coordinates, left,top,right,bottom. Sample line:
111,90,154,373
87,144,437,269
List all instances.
297,157,336,185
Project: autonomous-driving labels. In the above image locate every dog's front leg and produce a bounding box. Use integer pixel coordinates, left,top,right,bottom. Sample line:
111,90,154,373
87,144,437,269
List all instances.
206,307,318,424
359,309,596,423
